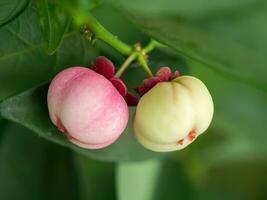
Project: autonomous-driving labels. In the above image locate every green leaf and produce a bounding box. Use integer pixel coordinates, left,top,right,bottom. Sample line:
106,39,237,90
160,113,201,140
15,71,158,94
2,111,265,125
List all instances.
0,122,80,200
55,32,98,70
0,0,29,26
37,0,71,54
119,2,267,90
0,4,54,100
0,84,166,162
0,3,97,101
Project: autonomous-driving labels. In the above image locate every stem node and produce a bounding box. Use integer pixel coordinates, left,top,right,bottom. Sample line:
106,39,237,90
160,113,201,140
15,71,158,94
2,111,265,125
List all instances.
83,14,160,77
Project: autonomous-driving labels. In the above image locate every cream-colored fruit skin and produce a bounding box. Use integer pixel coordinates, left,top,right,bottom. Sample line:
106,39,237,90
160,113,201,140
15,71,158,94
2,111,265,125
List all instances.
134,75,214,152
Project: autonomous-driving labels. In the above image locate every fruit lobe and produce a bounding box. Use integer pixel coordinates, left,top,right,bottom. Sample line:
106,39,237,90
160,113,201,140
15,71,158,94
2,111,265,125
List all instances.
133,75,214,152
47,66,128,149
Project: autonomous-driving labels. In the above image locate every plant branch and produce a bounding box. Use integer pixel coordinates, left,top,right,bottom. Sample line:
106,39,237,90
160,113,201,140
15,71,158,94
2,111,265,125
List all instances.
83,14,159,78
143,40,158,54
137,53,153,77
85,13,132,55
115,53,137,78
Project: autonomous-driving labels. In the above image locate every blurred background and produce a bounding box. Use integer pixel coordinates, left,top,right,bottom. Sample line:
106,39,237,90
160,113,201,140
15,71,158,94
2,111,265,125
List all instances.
0,0,266,199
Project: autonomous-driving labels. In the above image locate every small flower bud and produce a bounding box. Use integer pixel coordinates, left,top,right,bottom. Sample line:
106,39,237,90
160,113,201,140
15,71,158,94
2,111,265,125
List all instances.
47,66,128,149
134,75,214,152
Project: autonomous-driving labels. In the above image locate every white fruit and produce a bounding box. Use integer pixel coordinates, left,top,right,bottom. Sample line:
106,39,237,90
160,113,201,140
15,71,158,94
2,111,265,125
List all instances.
134,76,214,152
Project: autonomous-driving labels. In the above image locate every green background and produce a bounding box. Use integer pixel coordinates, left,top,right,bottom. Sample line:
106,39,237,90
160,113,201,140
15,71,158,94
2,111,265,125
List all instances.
0,0,266,199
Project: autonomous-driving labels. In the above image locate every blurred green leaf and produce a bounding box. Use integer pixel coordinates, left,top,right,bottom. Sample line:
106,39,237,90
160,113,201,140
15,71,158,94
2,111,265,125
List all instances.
0,122,80,200
202,161,267,200
37,0,71,54
107,0,261,16
74,154,116,200
188,59,267,167
0,0,29,26
118,2,267,90
186,160,267,200
0,84,165,162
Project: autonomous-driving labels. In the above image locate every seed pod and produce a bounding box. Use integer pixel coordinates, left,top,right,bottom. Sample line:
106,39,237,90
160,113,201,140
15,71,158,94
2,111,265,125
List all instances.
47,67,128,149
134,76,214,152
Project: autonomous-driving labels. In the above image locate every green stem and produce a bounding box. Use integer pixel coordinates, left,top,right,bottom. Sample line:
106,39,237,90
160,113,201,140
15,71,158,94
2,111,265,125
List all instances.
86,13,132,55
84,14,159,77
137,53,153,77
114,53,137,78
143,40,158,54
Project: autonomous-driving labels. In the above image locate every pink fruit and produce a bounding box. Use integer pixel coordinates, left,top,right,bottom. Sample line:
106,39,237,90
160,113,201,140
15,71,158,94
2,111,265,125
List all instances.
47,66,129,149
